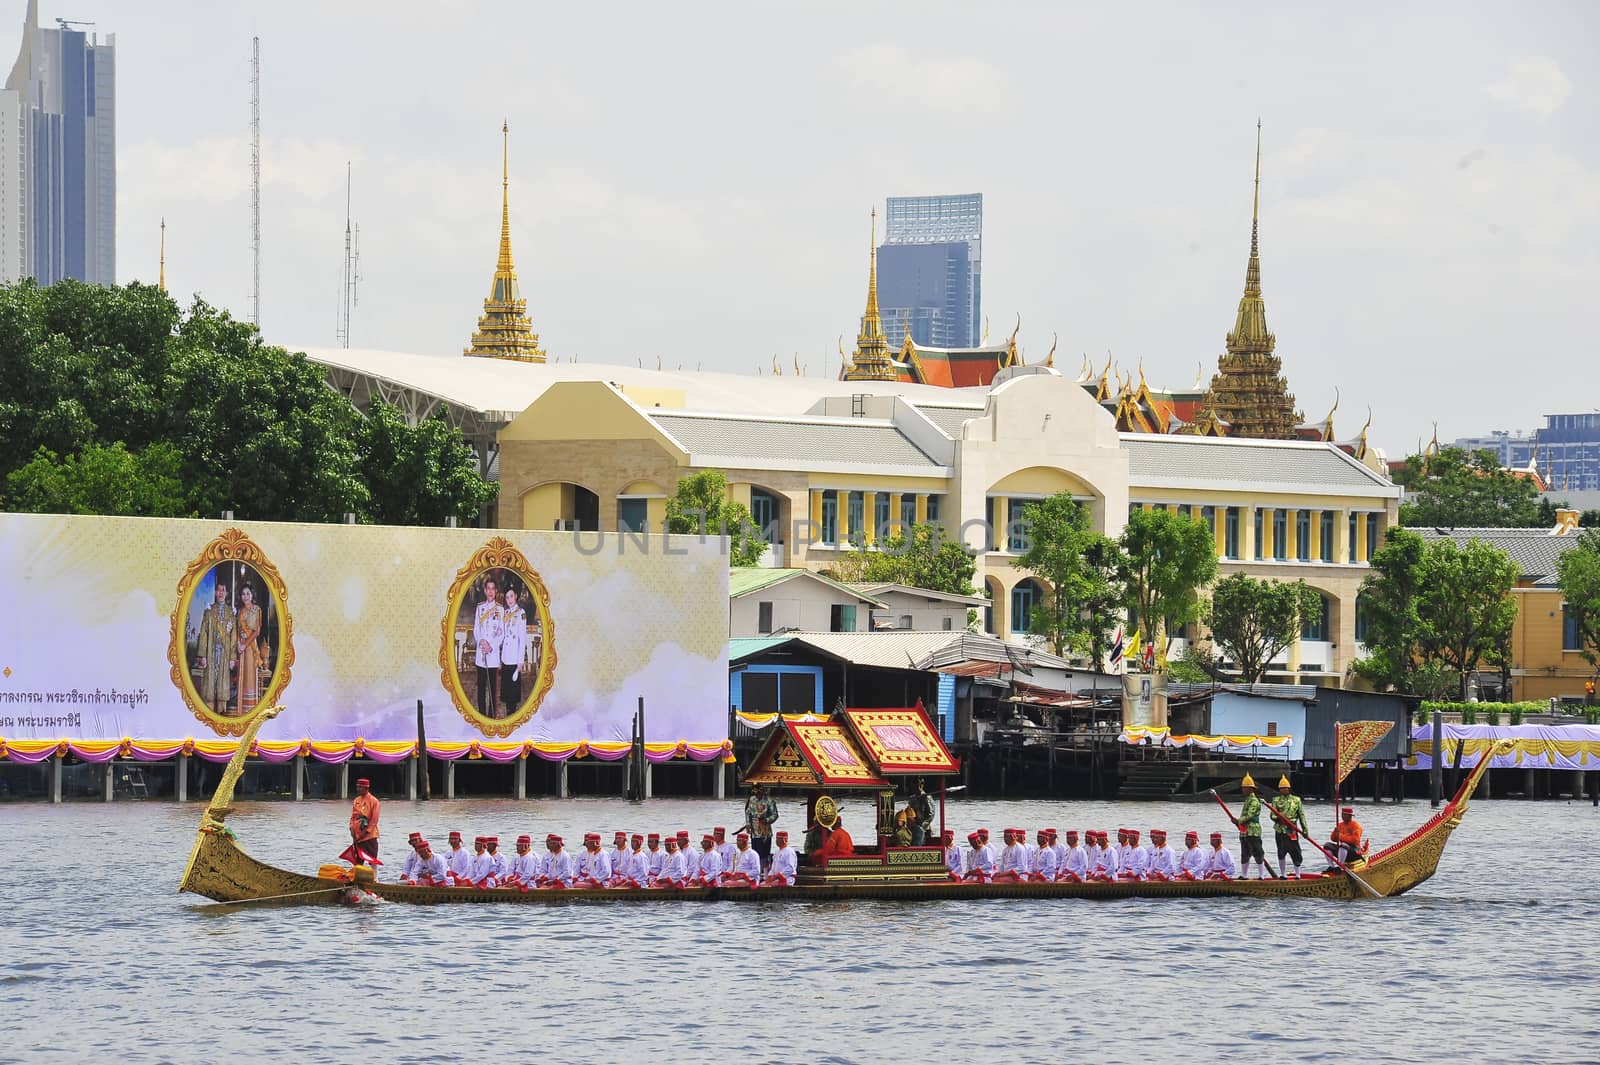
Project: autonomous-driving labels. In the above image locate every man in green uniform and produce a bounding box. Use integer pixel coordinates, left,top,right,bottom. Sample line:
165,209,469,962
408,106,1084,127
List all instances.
1270,774,1311,879
1234,773,1270,880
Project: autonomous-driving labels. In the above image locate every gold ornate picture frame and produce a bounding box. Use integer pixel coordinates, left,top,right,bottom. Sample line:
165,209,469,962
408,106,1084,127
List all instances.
438,536,558,738
167,528,295,737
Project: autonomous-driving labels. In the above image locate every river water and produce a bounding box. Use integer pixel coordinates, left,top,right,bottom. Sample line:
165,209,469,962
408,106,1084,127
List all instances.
2,794,1596,1064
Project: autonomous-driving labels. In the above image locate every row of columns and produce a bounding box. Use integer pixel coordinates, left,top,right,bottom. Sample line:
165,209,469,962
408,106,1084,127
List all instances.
808,488,932,545
1136,503,1380,564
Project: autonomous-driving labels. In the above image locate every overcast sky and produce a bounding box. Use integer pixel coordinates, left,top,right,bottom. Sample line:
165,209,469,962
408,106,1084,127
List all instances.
8,2,1595,456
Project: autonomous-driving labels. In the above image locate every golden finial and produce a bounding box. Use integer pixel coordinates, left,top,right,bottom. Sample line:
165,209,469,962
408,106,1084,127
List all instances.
794,353,802,377
1044,332,1057,368
1138,358,1148,392
866,207,880,321
1251,117,1261,262
1320,387,1340,441
772,354,781,376
1194,360,1205,389
982,315,990,343
656,355,662,370
1078,352,1090,380
465,120,546,361
843,209,895,381
1004,314,1022,367
159,217,166,293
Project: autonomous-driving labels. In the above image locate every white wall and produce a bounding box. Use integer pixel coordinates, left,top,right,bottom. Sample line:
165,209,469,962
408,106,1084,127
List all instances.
730,578,870,637
867,588,969,632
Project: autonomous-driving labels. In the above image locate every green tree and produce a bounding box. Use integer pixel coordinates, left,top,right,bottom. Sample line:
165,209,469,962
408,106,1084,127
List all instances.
664,470,765,566
1011,495,1097,657
829,523,977,595
1396,446,1540,528
3,442,188,517
1413,538,1519,701
1078,536,1130,672
1206,573,1323,684
0,280,497,525
1353,528,1428,692
356,401,499,526
1556,528,1600,681
1119,507,1218,668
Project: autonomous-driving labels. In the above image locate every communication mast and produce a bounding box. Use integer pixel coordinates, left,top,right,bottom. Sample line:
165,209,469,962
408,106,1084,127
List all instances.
250,36,261,328
335,163,361,348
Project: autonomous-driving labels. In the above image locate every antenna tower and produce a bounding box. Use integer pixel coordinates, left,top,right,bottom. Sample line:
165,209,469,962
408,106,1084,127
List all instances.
250,36,261,328
336,163,361,348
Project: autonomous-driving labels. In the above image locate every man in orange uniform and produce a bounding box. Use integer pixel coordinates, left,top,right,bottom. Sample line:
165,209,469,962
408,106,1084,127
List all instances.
817,816,854,863
1328,806,1367,869
347,777,381,865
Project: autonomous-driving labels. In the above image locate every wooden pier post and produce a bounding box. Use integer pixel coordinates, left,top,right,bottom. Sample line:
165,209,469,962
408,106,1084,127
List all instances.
338,761,349,800
406,758,417,800
644,761,654,799
515,757,527,800
104,763,114,802
445,760,456,800
1429,710,1443,807
50,755,62,804
292,754,304,801
177,753,190,803
557,760,569,799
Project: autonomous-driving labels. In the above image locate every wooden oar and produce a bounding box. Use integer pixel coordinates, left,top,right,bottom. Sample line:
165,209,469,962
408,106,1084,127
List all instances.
1208,790,1280,878
1263,802,1381,899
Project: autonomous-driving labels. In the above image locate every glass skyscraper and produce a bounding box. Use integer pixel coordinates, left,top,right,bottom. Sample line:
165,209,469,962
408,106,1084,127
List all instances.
2,0,116,285
878,194,981,349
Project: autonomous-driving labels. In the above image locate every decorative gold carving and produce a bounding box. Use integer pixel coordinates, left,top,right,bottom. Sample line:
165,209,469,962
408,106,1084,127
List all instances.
437,536,558,738
166,528,294,738
813,794,839,829
464,122,546,362
843,208,896,382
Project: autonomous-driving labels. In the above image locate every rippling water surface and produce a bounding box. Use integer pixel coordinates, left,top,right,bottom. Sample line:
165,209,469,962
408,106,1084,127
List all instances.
3,793,1597,1064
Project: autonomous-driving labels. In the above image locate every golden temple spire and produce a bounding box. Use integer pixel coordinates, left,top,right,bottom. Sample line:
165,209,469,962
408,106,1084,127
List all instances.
159,218,166,293
1196,120,1301,439
465,120,546,362
843,207,896,381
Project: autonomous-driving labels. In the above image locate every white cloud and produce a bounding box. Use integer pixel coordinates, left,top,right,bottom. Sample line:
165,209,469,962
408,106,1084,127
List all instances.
1484,56,1572,120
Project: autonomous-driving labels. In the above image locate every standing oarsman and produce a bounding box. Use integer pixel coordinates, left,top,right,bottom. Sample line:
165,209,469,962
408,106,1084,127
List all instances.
1234,774,1269,880
1178,831,1208,880
744,783,779,870
347,778,381,867
1205,832,1237,880
1270,774,1310,879
763,830,798,886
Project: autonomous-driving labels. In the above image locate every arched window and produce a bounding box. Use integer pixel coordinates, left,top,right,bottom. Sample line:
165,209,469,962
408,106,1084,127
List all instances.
1355,594,1371,644
1300,594,1331,641
1011,579,1045,636
983,578,999,635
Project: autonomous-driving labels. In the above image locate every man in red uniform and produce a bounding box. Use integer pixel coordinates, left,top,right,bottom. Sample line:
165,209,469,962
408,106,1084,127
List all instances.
815,816,854,863
346,777,380,865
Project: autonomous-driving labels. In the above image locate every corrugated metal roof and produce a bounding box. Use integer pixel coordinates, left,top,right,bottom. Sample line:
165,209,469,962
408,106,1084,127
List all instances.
729,636,798,661
1415,527,1584,586
1124,436,1395,496
729,567,886,604
650,412,942,469
788,630,962,670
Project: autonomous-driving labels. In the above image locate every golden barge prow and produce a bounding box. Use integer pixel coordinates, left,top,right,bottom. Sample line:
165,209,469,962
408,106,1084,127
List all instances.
180,706,1502,906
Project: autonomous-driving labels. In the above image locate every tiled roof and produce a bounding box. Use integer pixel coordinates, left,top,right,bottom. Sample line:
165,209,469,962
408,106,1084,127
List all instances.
729,567,886,605
650,412,942,470
913,404,985,439
1123,436,1396,497
1415,527,1585,586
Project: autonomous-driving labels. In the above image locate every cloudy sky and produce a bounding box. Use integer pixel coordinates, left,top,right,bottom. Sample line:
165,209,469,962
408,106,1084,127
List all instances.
7,2,1595,456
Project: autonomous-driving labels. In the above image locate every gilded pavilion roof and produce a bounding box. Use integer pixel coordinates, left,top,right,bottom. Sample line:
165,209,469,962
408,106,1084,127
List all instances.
464,123,546,363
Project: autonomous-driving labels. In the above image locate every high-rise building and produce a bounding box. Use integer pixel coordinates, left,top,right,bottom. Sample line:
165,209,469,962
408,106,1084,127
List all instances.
1539,413,1600,492
1450,430,1538,470
877,193,981,349
3,0,116,286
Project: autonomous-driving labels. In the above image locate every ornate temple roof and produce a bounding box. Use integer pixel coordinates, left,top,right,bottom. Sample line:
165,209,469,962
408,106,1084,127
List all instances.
1196,123,1302,439
464,123,546,362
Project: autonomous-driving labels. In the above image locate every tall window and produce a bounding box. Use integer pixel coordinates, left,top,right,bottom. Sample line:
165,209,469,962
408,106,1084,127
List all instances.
1254,509,1264,560
1348,513,1358,562
830,604,857,632
926,495,942,523
1007,499,1030,552
1225,506,1240,559
1355,594,1370,644
1367,515,1381,559
1300,595,1330,641
847,491,864,545
757,601,774,634
1320,510,1335,562
1178,503,1192,519
1296,509,1312,561
821,491,838,545
1565,606,1583,651
750,489,781,542
1011,580,1041,635
900,494,916,529
1273,509,1288,561
1201,505,1215,534
875,493,891,541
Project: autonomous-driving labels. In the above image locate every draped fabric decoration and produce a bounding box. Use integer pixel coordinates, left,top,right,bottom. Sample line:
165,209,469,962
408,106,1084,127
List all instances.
733,711,829,730
1120,726,1293,751
0,737,734,765
1334,720,1395,785
1405,724,1600,771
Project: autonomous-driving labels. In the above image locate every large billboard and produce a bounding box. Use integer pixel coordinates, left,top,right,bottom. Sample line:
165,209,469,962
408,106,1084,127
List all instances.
0,515,729,745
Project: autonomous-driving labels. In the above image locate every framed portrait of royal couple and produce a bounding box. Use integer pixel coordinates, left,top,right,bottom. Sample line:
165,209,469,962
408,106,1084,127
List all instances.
439,536,558,738
167,528,295,737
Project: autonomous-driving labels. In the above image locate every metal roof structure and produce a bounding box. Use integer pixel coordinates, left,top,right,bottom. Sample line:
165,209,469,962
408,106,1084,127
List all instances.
729,567,887,605
1415,526,1586,586
912,403,985,438
650,412,944,474
1123,434,1397,498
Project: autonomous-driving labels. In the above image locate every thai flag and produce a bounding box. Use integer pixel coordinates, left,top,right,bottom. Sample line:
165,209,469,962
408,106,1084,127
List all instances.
1108,626,1125,671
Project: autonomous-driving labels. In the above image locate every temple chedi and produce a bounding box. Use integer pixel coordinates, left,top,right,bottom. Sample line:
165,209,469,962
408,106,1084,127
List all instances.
842,208,897,382
464,122,546,362
1198,122,1302,438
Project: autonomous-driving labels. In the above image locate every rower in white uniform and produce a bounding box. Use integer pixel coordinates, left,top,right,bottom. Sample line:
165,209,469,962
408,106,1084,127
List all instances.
695,834,724,885
1205,832,1238,880
721,832,761,887
1058,830,1090,883
762,830,798,886
1119,830,1149,881
941,829,962,880
1147,829,1179,881
1029,830,1058,882
1178,830,1209,880
539,834,575,888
